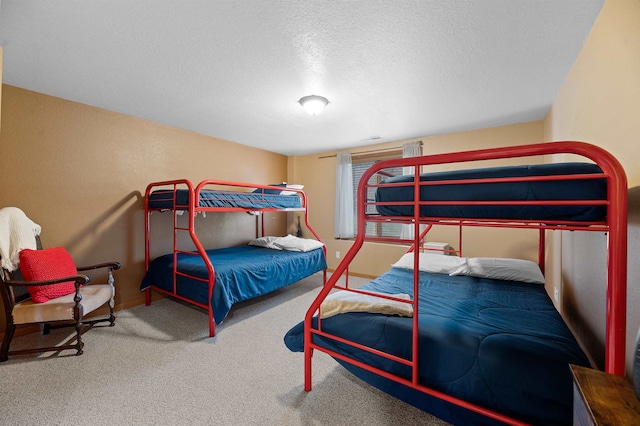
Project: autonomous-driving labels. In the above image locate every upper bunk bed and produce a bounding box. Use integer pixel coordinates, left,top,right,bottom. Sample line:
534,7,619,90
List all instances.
142,179,327,337
146,181,305,211
284,141,627,425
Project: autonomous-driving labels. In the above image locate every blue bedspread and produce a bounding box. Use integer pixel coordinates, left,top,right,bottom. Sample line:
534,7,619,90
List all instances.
284,267,589,425
141,245,326,324
375,162,607,221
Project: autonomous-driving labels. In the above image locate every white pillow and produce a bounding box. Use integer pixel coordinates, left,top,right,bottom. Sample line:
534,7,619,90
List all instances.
273,234,324,252
449,257,545,284
391,252,467,275
280,184,304,196
248,236,283,250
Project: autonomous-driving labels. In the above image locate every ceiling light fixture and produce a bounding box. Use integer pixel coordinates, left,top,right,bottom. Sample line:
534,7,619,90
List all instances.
299,95,329,116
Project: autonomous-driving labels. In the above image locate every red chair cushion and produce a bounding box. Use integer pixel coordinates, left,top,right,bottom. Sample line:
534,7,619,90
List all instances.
19,247,78,303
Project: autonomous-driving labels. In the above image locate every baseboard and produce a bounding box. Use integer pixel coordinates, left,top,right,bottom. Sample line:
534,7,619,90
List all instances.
326,268,377,280
1,324,41,339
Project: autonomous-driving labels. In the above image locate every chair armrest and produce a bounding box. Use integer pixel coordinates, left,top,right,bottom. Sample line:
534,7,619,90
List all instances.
3,275,90,287
1,262,119,290
77,262,121,272
5,275,90,287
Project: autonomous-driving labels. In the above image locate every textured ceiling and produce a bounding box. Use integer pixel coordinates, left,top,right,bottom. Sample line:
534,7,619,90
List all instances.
0,1,604,155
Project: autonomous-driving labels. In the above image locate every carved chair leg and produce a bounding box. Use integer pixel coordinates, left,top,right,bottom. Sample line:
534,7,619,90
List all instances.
108,269,116,327
74,321,84,356
108,303,115,327
0,323,16,362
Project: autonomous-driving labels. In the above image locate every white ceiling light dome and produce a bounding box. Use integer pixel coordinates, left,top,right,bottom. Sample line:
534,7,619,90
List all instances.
299,95,329,116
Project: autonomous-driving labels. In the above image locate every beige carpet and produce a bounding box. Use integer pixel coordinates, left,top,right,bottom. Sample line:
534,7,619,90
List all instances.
0,273,450,426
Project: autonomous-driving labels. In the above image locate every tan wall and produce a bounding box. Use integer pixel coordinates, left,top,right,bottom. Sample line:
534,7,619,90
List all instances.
0,85,289,333
290,121,545,277
543,0,640,374
0,48,3,128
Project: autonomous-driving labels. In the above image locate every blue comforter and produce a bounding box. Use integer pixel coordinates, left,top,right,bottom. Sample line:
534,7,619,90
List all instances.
284,267,589,425
141,245,326,324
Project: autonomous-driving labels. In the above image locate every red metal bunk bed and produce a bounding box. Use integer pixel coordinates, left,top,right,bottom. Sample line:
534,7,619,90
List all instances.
284,141,627,425
142,179,327,337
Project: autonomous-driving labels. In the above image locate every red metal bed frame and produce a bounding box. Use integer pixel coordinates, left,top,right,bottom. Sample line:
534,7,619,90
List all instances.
303,141,627,425
144,179,325,337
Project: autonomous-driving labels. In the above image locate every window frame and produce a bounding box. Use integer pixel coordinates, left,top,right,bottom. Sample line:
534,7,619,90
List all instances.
351,149,405,239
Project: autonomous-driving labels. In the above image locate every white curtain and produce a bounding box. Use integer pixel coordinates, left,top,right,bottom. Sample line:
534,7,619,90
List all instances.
402,141,421,177
400,142,422,241
334,152,354,238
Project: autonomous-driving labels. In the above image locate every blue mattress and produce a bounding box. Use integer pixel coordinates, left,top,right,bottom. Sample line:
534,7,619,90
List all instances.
148,189,302,210
284,267,589,425
141,245,326,324
374,162,607,221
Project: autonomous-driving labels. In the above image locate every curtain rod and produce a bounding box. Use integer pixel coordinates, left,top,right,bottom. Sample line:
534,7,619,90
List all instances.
318,141,422,159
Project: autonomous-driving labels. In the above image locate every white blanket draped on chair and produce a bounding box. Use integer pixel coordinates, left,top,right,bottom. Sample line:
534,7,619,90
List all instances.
0,207,41,272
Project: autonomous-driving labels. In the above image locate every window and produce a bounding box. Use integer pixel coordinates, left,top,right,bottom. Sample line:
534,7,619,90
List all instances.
351,152,404,238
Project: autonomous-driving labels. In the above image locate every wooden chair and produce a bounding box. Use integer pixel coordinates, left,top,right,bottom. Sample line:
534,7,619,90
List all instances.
0,236,120,361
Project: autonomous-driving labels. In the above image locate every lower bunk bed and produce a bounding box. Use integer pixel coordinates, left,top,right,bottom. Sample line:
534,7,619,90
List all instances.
285,259,589,425
284,142,628,425
141,244,327,326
